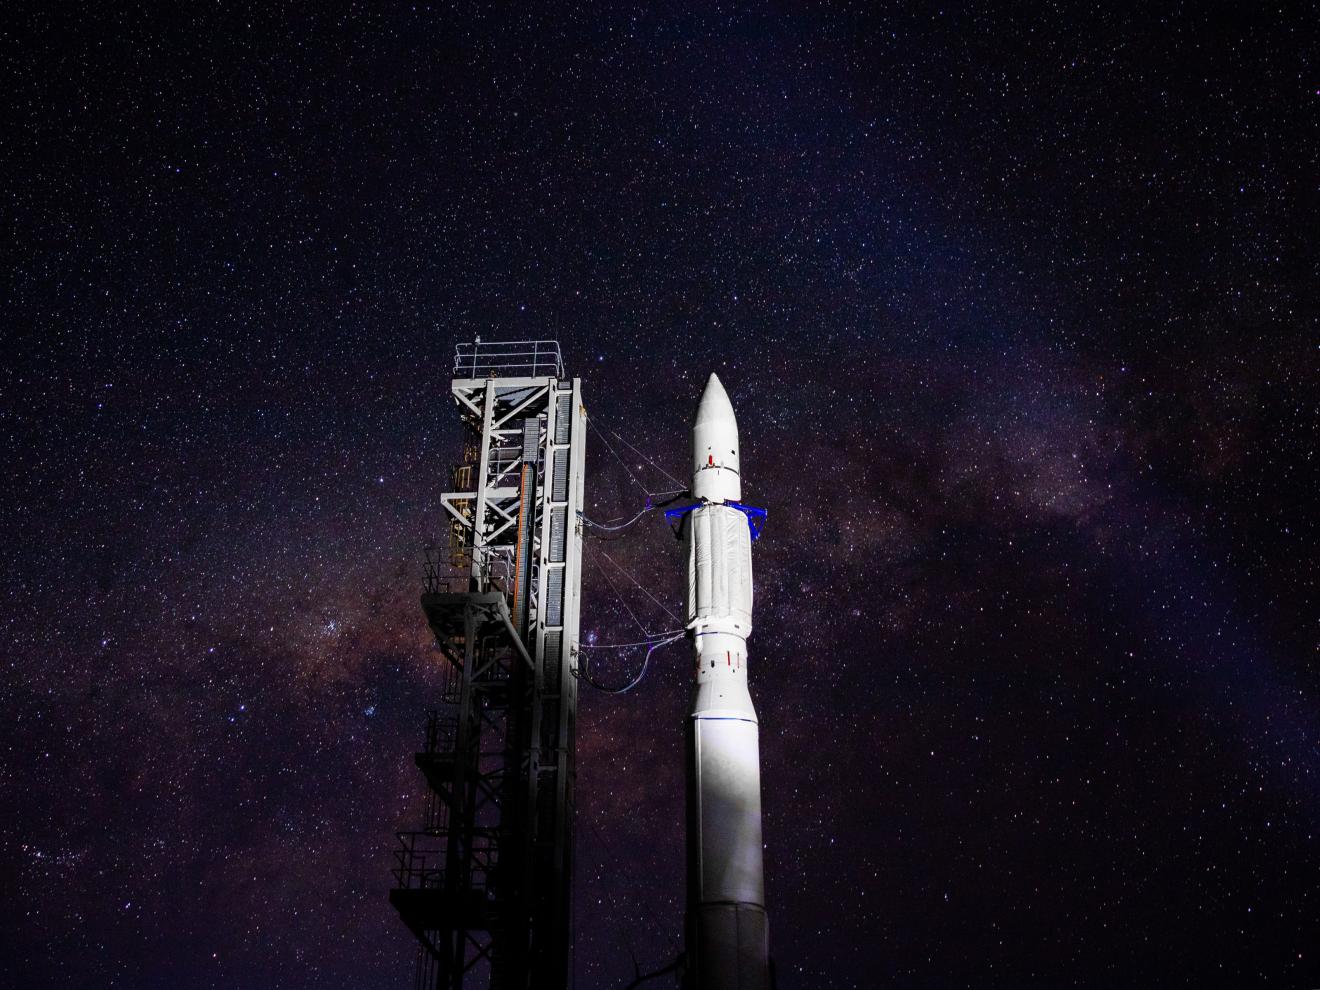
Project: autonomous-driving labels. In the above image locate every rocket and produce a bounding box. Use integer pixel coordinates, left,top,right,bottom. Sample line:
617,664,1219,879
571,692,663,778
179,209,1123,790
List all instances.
681,373,770,990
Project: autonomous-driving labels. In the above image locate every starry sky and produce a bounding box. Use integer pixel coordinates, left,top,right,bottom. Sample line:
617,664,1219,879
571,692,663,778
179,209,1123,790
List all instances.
2,3,1317,988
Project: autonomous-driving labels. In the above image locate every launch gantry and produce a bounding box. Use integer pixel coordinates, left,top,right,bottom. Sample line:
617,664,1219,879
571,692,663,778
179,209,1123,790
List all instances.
391,340,587,990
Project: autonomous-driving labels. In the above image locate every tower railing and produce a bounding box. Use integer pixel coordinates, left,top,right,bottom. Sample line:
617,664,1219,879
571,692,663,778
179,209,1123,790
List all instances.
391,832,500,900
453,340,564,379
423,546,464,594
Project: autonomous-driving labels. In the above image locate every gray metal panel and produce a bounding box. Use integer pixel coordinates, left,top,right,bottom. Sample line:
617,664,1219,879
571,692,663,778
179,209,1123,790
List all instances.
546,568,563,626
549,506,567,563
552,448,569,501
521,418,540,461
543,631,561,689
555,395,571,443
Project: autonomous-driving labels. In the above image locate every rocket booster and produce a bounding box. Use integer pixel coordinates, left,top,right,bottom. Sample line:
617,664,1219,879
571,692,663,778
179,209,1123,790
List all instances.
683,374,770,990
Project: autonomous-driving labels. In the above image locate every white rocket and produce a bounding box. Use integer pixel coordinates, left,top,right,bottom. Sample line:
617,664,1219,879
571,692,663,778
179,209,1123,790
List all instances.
683,373,770,990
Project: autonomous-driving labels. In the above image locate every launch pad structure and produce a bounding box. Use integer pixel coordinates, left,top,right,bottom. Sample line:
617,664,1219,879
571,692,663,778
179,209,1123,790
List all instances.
391,340,587,990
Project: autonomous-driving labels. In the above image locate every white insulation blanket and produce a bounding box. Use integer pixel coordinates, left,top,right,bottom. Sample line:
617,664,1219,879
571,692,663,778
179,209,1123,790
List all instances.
685,504,753,629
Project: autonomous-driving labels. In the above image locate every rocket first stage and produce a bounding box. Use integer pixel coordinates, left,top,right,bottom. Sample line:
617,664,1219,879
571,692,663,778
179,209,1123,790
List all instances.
681,374,770,990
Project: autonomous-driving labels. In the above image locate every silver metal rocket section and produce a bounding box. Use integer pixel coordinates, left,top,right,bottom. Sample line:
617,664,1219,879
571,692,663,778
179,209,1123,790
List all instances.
684,373,770,990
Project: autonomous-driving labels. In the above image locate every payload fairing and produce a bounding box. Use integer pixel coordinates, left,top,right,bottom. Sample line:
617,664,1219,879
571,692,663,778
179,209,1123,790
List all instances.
681,373,770,990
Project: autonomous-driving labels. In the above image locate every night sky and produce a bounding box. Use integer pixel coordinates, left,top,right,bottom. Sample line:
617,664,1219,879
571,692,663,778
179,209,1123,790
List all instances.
3,3,1317,987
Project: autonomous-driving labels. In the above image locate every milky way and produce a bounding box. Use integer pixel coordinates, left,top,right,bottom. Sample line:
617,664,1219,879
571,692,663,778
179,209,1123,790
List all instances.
2,4,1316,988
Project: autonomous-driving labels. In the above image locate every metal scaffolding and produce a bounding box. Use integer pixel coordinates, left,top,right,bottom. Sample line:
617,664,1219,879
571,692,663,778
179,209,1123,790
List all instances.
392,340,586,990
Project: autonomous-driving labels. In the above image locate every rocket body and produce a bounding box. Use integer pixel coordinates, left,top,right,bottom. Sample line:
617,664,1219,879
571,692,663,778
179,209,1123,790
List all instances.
684,374,769,990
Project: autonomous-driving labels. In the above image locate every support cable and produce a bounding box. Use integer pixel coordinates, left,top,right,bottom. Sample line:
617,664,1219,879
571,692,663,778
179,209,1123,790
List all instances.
581,503,655,533
596,547,682,626
579,818,681,988
588,417,653,499
580,489,690,534
576,632,684,695
605,426,687,491
579,634,683,649
586,549,659,638
621,954,685,989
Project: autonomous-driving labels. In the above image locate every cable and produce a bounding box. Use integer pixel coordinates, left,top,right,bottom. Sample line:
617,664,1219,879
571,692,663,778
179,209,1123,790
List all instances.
586,414,688,501
579,634,683,649
579,816,680,986
596,547,682,626
621,954,684,989
607,427,687,491
589,417,653,499
582,503,655,533
586,549,658,638
576,632,684,694
580,489,691,534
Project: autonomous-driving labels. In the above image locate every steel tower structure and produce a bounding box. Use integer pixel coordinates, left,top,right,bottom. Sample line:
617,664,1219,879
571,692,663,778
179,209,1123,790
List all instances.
391,340,587,990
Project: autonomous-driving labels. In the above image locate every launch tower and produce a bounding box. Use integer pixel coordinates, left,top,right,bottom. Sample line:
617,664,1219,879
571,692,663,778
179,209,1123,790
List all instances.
391,340,587,990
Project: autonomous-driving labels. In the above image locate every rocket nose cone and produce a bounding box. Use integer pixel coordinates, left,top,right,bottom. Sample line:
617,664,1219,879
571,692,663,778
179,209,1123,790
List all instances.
696,372,736,425
693,372,741,500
